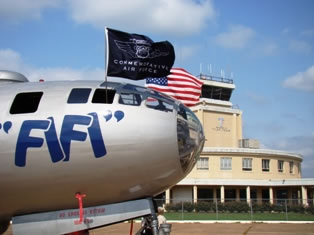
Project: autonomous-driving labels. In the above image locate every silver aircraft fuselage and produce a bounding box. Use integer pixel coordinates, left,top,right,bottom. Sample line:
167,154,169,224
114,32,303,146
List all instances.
0,77,204,228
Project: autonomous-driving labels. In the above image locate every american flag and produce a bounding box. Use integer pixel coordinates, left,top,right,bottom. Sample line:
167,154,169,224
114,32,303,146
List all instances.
145,68,203,106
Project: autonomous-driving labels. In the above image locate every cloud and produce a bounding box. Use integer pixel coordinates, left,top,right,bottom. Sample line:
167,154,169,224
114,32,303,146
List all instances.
300,29,314,37
0,48,104,81
175,45,200,62
281,112,304,123
281,27,290,35
289,39,312,54
265,135,314,177
246,92,269,106
27,67,104,81
0,0,61,23
66,0,216,36
214,25,255,49
282,65,314,92
271,136,314,157
249,41,279,57
0,48,143,85
260,42,279,56
0,49,25,71
0,0,216,36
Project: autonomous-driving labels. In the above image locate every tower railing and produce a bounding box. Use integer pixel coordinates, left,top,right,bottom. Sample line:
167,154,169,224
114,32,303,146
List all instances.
198,74,234,84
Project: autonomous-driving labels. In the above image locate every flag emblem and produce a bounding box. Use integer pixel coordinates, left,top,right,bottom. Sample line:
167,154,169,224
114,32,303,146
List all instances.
114,39,170,59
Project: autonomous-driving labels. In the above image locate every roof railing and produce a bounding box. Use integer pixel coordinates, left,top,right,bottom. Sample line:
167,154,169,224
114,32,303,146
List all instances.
198,73,233,84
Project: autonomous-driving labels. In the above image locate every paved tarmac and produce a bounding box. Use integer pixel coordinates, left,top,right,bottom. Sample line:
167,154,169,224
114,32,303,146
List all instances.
4,222,314,235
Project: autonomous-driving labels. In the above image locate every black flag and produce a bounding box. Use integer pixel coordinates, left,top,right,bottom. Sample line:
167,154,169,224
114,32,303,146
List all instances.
106,28,175,80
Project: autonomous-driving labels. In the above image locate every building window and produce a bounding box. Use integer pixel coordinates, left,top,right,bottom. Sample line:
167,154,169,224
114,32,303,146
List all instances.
242,158,252,171
10,92,43,114
278,160,284,173
262,159,270,172
289,161,294,174
220,157,232,170
197,157,209,170
298,162,301,174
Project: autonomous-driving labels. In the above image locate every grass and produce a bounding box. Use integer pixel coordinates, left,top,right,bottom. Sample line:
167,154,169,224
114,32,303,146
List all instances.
164,212,314,221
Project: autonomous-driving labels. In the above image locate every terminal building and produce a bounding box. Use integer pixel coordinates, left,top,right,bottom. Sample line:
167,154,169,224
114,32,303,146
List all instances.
162,74,314,206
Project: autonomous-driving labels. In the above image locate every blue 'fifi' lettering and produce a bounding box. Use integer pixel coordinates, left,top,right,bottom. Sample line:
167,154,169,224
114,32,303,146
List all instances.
60,115,91,161
45,117,64,163
15,113,107,167
15,120,50,167
88,112,107,158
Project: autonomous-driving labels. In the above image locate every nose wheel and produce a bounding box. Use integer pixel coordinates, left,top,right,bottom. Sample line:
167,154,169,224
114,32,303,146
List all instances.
135,206,171,235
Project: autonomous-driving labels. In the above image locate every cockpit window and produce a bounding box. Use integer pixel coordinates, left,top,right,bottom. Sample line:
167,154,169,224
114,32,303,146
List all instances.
122,84,147,93
10,92,43,114
92,89,115,104
146,97,173,112
178,104,187,120
67,88,91,104
119,93,142,106
186,108,200,126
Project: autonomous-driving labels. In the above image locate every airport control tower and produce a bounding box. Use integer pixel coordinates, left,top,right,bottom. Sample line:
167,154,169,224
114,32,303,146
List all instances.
191,73,245,148
166,72,306,205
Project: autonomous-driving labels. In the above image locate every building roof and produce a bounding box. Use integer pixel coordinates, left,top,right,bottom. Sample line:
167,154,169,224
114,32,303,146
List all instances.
178,178,314,187
202,147,303,161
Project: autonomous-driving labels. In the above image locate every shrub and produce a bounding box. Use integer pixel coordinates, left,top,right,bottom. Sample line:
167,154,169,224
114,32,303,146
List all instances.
224,201,238,212
306,206,314,214
260,202,273,212
217,202,226,212
195,201,212,212
225,201,249,213
165,202,182,212
236,202,250,213
288,204,305,213
272,203,285,212
183,202,194,212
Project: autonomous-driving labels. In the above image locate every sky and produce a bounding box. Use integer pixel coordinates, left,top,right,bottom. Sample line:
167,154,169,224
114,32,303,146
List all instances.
0,0,313,177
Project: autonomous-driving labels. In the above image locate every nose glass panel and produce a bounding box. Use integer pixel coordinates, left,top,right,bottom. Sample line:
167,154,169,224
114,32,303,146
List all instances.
177,104,205,173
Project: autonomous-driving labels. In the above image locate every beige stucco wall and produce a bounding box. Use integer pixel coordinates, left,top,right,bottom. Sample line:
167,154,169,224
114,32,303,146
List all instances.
187,154,302,180
193,108,242,148
189,101,302,181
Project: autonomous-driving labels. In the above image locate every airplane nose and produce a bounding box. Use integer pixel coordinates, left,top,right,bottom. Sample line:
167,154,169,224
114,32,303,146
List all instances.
177,104,205,173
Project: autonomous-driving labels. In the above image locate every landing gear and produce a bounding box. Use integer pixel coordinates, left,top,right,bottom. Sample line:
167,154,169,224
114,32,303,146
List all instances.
0,220,10,234
135,211,172,235
135,214,158,235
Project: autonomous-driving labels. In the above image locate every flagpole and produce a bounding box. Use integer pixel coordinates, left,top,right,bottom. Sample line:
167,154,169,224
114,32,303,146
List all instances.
104,27,109,102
